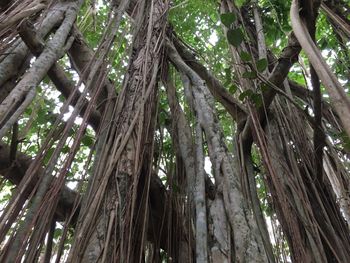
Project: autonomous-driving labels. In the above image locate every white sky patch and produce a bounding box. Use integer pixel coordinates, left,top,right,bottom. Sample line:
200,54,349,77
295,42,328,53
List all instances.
275,39,281,47
67,179,78,190
96,0,104,9
204,157,212,175
0,184,12,211
208,31,218,46
321,49,336,60
62,105,83,125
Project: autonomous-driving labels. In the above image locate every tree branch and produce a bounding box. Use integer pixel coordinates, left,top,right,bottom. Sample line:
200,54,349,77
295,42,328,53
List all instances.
0,141,172,251
18,19,101,131
172,36,248,123
241,32,301,146
68,27,117,108
321,2,350,38
0,142,79,223
291,0,350,137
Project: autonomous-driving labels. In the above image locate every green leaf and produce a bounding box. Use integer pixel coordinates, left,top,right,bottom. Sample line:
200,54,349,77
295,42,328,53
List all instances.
239,90,254,101
251,93,262,107
82,136,94,147
256,58,268,72
37,109,47,124
240,51,252,62
42,76,50,84
242,71,257,79
224,67,232,80
235,0,247,7
260,83,270,92
58,95,65,103
27,145,37,153
220,13,236,27
62,145,70,154
44,148,55,164
229,84,238,94
318,38,328,50
25,107,32,115
54,228,63,239
339,131,350,151
227,28,244,47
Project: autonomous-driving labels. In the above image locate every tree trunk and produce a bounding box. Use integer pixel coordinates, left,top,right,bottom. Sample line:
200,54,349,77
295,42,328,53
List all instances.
68,1,169,261
0,0,349,262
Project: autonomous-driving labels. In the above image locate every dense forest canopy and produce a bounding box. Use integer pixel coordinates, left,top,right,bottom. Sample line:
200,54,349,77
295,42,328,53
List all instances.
0,0,349,262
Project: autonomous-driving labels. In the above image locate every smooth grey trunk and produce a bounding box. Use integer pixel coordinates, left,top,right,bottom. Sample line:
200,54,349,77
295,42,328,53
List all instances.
193,118,209,262
165,74,208,261
167,41,268,262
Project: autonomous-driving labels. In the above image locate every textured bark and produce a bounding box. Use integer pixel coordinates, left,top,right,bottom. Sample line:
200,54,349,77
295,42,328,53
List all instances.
167,42,268,262
17,20,101,130
165,73,207,262
241,143,276,263
0,141,178,256
266,115,323,262
172,37,247,123
0,0,46,32
68,1,169,262
291,0,350,137
0,1,79,139
68,27,115,108
321,3,350,39
0,0,349,262
0,2,65,87
0,142,78,223
323,151,350,223
264,101,350,262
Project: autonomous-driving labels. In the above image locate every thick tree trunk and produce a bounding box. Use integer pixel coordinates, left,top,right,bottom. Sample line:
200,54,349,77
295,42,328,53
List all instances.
68,1,169,262
264,101,350,262
0,0,349,262
167,42,268,262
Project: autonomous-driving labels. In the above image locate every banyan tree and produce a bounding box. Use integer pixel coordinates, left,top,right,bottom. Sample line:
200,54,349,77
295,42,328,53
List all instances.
0,0,349,262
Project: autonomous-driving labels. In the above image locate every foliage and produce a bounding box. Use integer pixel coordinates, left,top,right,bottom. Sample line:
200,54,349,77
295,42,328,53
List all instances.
0,0,349,262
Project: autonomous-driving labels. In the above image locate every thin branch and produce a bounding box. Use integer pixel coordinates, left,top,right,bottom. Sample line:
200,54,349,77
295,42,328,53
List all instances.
17,19,101,130
240,32,301,146
321,3,350,38
291,0,350,137
172,36,247,122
